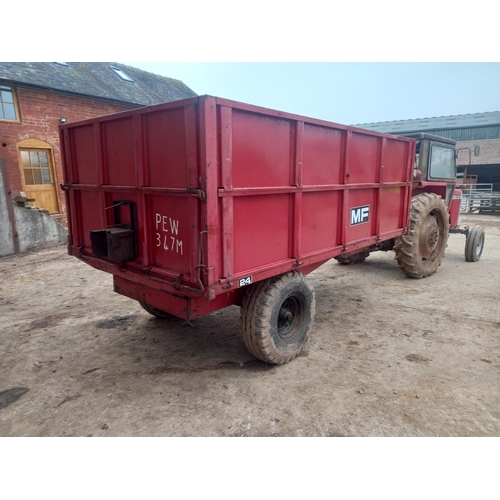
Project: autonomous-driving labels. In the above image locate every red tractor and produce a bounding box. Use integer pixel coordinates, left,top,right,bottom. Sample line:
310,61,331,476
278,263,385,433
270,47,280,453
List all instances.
336,132,485,275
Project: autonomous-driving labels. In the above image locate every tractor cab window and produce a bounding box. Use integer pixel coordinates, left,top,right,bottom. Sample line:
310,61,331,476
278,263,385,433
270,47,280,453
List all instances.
429,145,455,180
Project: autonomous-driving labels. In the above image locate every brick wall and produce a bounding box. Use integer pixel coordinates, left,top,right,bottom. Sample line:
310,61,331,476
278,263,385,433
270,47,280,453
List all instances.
456,138,500,166
0,86,136,224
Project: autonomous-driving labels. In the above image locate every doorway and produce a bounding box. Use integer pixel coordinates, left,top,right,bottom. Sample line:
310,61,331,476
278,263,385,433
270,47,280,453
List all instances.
17,139,60,214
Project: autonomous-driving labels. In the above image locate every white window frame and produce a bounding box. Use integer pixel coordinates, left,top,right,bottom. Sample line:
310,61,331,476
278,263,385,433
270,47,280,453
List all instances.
110,66,134,82
0,85,21,122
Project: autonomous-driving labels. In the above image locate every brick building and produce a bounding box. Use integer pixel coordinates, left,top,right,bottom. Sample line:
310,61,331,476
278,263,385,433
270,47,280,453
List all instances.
355,111,500,190
0,62,196,224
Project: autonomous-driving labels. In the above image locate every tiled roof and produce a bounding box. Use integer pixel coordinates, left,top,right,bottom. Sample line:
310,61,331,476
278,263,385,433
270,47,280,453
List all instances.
354,111,500,133
0,62,196,106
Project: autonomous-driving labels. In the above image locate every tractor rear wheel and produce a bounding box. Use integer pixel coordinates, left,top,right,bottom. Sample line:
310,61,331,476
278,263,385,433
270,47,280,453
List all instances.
139,301,173,319
465,225,485,262
240,272,315,364
335,252,370,265
394,193,449,278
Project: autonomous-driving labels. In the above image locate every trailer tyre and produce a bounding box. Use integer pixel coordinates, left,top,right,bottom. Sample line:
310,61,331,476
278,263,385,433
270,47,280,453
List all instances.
240,272,315,365
335,252,370,265
394,193,449,278
139,301,173,319
465,226,485,262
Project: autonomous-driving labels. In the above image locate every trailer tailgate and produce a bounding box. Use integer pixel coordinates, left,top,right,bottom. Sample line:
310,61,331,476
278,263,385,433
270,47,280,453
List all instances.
61,98,202,293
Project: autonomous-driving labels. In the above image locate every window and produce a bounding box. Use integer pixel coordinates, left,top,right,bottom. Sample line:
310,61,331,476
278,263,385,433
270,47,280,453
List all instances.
429,145,455,180
110,66,134,82
0,85,19,121
21,150,53,185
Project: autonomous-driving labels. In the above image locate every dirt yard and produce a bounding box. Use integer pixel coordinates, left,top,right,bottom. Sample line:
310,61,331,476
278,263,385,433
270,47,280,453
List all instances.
1,214,499,437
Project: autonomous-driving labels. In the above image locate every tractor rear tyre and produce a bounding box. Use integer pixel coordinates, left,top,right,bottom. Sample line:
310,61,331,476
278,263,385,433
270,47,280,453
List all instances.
465,225,485,262
139,301,173,319
240,272,315,365
335,252,370,265
394,193,449,278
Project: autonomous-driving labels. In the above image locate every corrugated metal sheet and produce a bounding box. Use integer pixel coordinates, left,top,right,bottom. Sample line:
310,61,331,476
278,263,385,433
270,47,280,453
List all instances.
417,126,500,141
355,111,500,138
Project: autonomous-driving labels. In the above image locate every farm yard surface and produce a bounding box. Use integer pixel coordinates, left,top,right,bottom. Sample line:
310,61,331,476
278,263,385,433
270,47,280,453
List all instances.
0,214,499,437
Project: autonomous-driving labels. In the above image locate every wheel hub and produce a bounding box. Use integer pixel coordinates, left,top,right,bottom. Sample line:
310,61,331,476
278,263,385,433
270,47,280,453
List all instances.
476,237,484,256
277,296,303,341
419,214,440,259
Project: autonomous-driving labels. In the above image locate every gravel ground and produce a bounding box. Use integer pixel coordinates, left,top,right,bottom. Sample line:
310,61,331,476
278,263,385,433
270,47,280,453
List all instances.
0,214,499,437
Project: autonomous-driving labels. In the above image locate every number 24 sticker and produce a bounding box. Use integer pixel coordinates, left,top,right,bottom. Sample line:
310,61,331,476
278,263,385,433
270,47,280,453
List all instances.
238,276,253,287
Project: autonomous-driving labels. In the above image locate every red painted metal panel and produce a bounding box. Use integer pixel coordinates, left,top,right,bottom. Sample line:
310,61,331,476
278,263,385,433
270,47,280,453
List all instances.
384,138,411,183
348,133,380,184
231,110,292,188
144,107,190,188
102,117,135,186
378,187,407,234
233,194,291,274
70,125,97,185
301,191,341,254
75,190,103,251
302,124,343,186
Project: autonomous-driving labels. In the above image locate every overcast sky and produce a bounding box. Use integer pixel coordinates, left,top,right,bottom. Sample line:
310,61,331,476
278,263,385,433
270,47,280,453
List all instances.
122,62,500,126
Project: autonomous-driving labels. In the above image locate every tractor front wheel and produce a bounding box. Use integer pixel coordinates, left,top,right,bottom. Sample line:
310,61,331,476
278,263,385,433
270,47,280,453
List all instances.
394,193,449,278
465,226,485,262
239,272,315,364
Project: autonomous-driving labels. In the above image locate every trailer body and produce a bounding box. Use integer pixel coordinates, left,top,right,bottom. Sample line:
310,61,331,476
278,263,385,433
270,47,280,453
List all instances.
61,95,415,321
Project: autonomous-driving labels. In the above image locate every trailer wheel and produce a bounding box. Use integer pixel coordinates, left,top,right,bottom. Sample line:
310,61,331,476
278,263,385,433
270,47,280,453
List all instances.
465,226,485,262
335,252,370,265
394,193,449,278
240,272,315,365
139,301,173,319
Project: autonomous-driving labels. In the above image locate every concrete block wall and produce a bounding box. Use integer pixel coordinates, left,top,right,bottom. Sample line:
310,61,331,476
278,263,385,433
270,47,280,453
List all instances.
1,156,68,257
14,204,67,254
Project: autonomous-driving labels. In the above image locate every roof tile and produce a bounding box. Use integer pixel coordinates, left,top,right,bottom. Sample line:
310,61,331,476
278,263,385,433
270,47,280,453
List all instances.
0,62,197,106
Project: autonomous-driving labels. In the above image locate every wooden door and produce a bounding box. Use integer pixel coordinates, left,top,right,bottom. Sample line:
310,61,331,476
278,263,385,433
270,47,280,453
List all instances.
19,147,60,214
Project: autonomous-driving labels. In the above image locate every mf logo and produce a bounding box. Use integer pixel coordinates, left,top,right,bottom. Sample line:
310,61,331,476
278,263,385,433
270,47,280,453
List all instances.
350,205,370,226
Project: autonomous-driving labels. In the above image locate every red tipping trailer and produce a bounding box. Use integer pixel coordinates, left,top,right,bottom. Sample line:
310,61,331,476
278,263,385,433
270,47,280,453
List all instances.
60,95,482,364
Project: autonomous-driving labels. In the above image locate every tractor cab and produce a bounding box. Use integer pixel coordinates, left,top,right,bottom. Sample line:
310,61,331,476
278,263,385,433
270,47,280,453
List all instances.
401,132,457,183
399,132,459,214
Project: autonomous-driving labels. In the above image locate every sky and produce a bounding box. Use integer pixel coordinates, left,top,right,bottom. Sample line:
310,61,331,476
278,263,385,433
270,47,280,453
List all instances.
122,62,500,126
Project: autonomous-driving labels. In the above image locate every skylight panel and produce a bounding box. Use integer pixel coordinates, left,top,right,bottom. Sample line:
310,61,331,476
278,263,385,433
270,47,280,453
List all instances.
110,66,134,82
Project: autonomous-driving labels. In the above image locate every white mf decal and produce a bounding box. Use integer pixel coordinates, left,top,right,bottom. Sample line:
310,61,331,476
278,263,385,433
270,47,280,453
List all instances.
350,205,370,226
